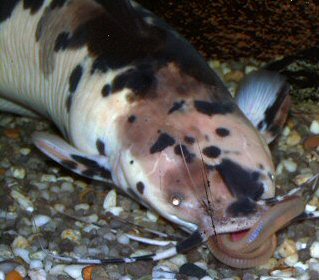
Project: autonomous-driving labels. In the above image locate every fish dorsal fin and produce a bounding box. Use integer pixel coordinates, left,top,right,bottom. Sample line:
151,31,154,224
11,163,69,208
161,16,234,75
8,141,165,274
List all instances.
235,70,291,144
32,132,112,182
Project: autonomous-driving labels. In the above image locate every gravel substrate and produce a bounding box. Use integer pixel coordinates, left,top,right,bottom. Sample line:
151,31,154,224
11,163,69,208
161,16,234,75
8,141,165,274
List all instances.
0,61,318,280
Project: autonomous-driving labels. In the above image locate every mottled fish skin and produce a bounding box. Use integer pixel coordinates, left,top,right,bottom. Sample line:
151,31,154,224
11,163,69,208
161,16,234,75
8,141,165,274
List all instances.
0,0,277,236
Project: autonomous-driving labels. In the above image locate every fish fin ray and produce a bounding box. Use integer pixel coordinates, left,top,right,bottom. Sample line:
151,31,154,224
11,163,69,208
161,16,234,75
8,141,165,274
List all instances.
32,132,112,182
235,70,291,144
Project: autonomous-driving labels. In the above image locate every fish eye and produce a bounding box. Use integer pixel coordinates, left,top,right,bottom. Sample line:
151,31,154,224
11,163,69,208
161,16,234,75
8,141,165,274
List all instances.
268,172,275,182
171,194,183,207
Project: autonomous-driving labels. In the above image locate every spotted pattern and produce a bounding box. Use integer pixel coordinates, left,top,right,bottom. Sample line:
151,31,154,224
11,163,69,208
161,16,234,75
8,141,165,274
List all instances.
184,136,195,145
216,159,264,201
215,127,230,137
101,84,111,97
0,1,20,23
168,100,185,114
136,181,145,195
194,100,235,116
61,159,78,170
174,144,195,163
150,133,175,154
227,198,257,217
66,64,83,112
202,146,221,158
128,115,137,123
96,139,105,155
23,0,45,14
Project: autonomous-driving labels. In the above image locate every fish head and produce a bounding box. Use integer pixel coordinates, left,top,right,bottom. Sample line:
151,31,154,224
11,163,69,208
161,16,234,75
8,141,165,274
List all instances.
116,63,277,236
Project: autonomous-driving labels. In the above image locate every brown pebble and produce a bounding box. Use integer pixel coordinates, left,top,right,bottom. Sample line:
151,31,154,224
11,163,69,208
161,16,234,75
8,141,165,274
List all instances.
304,136,319,150
0,168,5,176
4,128,20,139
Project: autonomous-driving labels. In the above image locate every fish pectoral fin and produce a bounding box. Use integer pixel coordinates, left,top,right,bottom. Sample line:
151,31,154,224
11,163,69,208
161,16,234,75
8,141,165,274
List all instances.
235,70,291,144
32,132,112,182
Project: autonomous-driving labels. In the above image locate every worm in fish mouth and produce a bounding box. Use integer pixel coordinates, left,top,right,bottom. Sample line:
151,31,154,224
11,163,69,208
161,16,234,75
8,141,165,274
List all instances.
207,195,305,268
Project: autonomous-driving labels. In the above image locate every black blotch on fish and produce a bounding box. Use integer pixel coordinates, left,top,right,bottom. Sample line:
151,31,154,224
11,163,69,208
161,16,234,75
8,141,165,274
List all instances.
82,168,112,180
101,84,111,97
0,0,20,22
71,155,100,169
112,66,156,96
184,136,195,145
168,100,185,114
202,146,221,158
227,197,257,217
69,65,83,93
216,159,264,201
49,0,67,10
136,181,145,195
67,65,83,112
194,100,235,116
61,160,78,170
128,115,137,123
215,127,230,137
23,0,45,14
96,139,105,155
54,32,70,52
174,144,195,163
150,133,175,154
91,58,109,74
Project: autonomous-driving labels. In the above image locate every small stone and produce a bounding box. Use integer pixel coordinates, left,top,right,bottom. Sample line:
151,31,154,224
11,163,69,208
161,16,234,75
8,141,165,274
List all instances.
64,265,86,279
60,182,74,192
11,236,29,249
19,148,31,156
310,241,319,258
245,65,258,74
83,214,98,223
103,190,117,211
49,264,66,275
40,174,57,183
282,159,297,173
74,203,90,211
310,120,319,134
11,190,34,212
13,248,30,264
29,260,43,269
304,136,319,150
278,240,297,258
282,126,290,136
61,229,81,243
109,206,123,216
117,234,130,245
224,70,244,82
53,203,65,212
28,268,46,280
0,271,4,280
146,210,158,222
30,251,47,261
293,173,313,186
286,131,301,146
10,167,26,179
284,253,299,266
33,215,51,228
4,128,20,139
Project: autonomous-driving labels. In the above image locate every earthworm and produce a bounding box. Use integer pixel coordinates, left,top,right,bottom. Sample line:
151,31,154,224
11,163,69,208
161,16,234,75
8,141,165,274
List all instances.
208,196,304,268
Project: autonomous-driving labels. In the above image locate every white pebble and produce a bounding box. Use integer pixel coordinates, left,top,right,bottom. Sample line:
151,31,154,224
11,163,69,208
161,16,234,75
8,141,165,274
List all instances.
310,120,319,134
11,190,34,212
20,148,31,156
83,224,100,233
152,265,175,279
118,234,130,245
146,210,159,222
49,265,66,275
28,269,46,280
11,235,29,249
64,265,86,279
294,261,308,271
310,241,319,258
74,203,90,211
61,182,74,192
109,206,123,216
33,215,51,228
119,276,132,280
282,159,297,173
30,251,47,261
103,190,117,211
0,271,4,280
11,167,26,179
84,214,98,223
13,248,30,263
282,126,290,136
296,241,307,250
41,174,57,182
54,203,65,212
305,204,317,212
50,186,60,193
29,260,43,269
15,265,27,277
170,254,187,267
284,253,298,266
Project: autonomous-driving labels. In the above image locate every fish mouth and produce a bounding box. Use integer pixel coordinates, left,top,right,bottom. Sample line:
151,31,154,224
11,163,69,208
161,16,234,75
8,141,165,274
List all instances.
207,196,304,268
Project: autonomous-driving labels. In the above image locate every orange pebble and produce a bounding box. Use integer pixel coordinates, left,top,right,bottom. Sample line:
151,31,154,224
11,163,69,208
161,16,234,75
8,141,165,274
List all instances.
6,270,23,280
82,265,96,280
4,129,20,139
304,135,319,150
0,168,5,176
